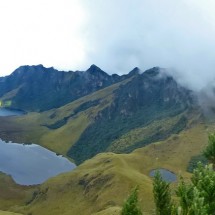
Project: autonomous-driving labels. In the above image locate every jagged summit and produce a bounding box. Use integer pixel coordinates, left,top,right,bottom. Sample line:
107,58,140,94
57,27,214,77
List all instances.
87,64,101,71
11,64,59,77
86,64,109,77
0,64,191,113
143,67,161,76
128,67,140,76
0,64,124,111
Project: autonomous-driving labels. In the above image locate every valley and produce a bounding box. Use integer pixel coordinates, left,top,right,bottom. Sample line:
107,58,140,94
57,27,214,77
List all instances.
0,65,213,214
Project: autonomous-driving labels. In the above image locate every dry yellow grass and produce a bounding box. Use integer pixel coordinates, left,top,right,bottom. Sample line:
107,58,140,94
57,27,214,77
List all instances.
0,78,212,214
22,122,210,215
1,77,133,158
0,211,22,215
0,173,35,214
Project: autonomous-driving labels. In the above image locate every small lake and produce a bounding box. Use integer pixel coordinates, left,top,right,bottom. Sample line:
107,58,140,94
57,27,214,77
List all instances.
0,140,76,185
0,108,25,116
150,168,177,182
0,108,76,185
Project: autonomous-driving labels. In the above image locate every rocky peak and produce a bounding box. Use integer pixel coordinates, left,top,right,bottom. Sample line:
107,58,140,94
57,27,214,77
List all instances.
86,64,109,78
128,67,140,76
143,67,161,77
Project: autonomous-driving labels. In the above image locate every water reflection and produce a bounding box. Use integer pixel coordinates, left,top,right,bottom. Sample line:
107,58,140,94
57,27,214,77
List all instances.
0,108,25,116
0,140,76,185
150,168,177,182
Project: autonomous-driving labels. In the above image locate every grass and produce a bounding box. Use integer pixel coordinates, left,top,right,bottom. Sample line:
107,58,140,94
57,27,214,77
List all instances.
107,113,186,153
0,114,211,215
0,211,22,215
0,77,132,158
0,76,211,214
0,172,35,214
19,121,210,215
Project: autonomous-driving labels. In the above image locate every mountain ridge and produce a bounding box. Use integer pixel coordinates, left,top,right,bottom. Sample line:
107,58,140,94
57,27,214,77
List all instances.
0,64,212,215
0,65,198,165
0,64,132,111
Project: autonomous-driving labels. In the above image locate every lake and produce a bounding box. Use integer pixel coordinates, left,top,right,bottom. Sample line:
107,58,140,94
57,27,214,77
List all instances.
0,108,25,116
0,108,76,185
149,168,177,182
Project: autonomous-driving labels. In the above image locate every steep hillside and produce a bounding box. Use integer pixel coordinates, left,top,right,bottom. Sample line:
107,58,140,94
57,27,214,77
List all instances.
0,67,196,165
68,67,195,164
22,122,209,215
0,77,133,156
0,172,35,213
0,64,125,111
0,66,213,215
0,211,22,215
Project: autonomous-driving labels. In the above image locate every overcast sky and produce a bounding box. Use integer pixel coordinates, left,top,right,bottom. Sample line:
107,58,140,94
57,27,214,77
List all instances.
1,0,215,90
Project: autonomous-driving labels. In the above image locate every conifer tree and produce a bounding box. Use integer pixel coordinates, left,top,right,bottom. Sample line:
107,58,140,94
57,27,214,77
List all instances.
121,186,142,215
176,177,193,215
188,187,207,215
153,171,173,215
192,163,215,214
203,133,215,167
176,176,208,215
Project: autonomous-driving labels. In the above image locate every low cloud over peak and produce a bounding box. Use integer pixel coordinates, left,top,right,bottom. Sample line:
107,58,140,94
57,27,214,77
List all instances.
1,0,215,91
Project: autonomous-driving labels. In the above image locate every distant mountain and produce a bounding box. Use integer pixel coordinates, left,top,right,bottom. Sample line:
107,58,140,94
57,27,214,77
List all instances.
0,64,126,111
0,66,197,165
68,67,195,164
0,65,207,215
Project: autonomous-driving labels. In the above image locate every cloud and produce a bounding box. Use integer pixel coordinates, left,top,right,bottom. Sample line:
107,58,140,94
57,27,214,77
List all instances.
79,0,215,91
1,0,215,91
0,0,87,76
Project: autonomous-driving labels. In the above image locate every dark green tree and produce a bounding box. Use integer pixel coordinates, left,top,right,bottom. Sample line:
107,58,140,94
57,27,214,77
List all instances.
176,175,208,215
188,187,207,215
203,133,215,167
176,177,194,215
153,171,173,215
191,163,215,214
121,186,143,215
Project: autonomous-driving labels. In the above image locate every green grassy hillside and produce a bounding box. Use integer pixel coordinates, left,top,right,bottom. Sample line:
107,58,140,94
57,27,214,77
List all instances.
0,77,132,156
0,68,195,165
0,107,210,215
0,67,207,214
0,173,35,214
20,122,209,215
67,68,194,164
0,211,22,215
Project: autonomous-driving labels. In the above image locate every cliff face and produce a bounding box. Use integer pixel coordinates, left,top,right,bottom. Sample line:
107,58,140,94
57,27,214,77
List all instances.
68,67,195,164
0,64,125,111
0,65,197,164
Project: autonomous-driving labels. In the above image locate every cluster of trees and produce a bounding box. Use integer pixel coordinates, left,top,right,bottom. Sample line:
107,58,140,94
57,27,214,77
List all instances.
121,133,215,215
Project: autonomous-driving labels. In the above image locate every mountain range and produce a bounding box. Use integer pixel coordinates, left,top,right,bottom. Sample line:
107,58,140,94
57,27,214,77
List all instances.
0,64,213,215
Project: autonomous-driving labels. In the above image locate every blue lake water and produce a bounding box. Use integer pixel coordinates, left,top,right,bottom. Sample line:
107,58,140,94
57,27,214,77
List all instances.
150,168,177,182
0,108,76,185
0,108,25,116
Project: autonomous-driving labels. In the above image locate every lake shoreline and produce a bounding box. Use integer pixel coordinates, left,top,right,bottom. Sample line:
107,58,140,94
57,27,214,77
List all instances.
0,108,76,186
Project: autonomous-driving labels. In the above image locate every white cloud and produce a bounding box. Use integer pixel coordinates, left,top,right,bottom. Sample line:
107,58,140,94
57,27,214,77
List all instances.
79,0,215,90
1,0,215,91
0,0,87,75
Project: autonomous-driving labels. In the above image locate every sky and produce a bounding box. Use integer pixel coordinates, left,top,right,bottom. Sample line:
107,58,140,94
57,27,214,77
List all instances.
1,0,215,90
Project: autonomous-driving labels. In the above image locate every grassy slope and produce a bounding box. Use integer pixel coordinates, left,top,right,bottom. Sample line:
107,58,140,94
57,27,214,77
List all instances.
0,211,22,215
0,78,132,156
0,73,209,214
0,173,35,214
107,113,187,153
0,73,193,166
23,121,209,215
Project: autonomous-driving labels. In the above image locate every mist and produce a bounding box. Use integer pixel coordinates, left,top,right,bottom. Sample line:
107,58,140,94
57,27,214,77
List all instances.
1,0,215,92
79,0,215,91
